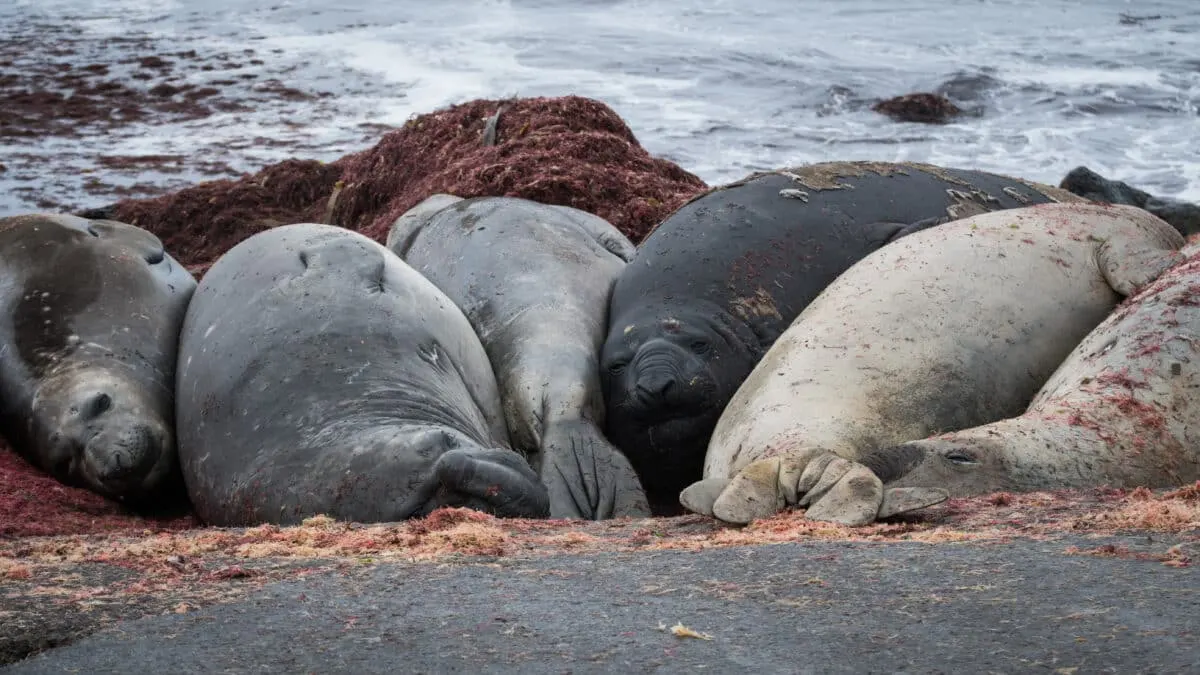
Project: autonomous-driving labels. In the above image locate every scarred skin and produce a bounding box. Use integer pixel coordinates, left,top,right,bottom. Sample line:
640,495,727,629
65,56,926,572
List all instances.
388,195,649,520
680,203,1186,526
0,213,196,508
175,223,548,527
600,161,1085,511
866,239,1200,500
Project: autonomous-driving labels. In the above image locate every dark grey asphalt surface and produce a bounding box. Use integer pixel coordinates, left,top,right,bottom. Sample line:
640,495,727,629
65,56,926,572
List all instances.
5,535,1197,674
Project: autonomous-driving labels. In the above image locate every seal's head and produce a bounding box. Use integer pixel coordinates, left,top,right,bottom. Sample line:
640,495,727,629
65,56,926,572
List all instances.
32,366,176,503
599,305,758,502
860,436,1013,497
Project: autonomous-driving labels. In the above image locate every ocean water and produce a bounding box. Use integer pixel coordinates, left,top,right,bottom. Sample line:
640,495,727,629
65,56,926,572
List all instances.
2,0,1199,215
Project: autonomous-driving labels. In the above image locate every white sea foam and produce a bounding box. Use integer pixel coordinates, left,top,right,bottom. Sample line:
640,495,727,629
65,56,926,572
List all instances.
2,0,1199,213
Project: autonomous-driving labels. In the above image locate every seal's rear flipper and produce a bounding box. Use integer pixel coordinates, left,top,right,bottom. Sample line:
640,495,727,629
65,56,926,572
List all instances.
434,447,550,518
541,419,651,520
678,477,732,517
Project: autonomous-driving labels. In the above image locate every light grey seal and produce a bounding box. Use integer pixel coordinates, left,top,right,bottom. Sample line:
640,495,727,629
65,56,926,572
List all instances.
864,239,1200,501
680,203,1185,526
388,195,650,520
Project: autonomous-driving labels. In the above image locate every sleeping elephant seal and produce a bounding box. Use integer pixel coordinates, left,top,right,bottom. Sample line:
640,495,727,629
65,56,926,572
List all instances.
0,213,196,506
601,161,1086,510
176,223,549,527
388,195,649,520
680,202,1185,526
864,238,1200,502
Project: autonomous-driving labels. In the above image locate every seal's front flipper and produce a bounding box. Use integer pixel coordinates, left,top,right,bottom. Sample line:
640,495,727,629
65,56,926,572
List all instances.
709,456,787,524
696,448,904,527
434,446,550,518
679,478,732,517
540,419,650,520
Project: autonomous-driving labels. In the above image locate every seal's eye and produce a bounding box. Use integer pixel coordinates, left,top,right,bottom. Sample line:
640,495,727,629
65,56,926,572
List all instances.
606,360,628,376
945,450,978,465
689,339,710,354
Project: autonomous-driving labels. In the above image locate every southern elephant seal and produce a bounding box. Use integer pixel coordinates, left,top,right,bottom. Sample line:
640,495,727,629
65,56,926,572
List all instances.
680,202,1185,526
864,239,1200,500
600,161,1086,511
387,195,650,520
175,223,549,527
0,213,196,506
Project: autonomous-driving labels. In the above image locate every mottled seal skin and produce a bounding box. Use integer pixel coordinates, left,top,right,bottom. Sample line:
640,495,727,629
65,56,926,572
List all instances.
601,160,1084,510
866,239,1200,500
388,195,650,520
0,213,196,507
680,203,1185,526
1060,165,1200,237
176,223,549,527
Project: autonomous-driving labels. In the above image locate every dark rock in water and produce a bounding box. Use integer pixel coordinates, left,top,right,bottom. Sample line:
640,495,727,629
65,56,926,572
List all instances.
106,95,707,276
934,71,1001,103
1060,166,1200,236
871,93,963,124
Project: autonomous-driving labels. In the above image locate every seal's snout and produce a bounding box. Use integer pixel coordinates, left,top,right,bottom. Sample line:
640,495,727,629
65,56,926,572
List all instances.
635,370,677,403
84,421,164,490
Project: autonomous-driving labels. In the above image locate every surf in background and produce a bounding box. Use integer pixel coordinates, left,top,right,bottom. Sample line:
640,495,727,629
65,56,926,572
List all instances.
2,0,1198,214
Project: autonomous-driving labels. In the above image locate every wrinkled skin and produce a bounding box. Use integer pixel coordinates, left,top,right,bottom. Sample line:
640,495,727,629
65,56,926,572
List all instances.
602,161,1078,511
176,223,549,527
0,214,195,508
389,195,649,520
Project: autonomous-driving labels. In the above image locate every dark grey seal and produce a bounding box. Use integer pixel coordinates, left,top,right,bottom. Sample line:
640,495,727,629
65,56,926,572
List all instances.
0,213,195,507
175,223,548,526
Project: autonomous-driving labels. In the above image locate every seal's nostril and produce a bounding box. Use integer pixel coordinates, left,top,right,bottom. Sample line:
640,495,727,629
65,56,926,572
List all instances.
636,374,675,399
84,392,112,419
